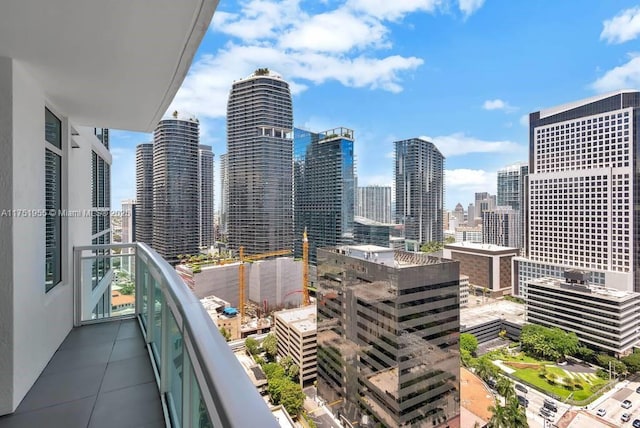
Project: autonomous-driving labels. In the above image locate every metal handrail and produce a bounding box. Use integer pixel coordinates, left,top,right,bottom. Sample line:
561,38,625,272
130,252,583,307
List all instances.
74,243,278,428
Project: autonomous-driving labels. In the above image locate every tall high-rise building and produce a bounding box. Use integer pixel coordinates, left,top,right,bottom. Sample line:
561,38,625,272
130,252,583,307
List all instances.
514,90,640,296
473,192,496,220
121,199,136,244
452,203,465,226
496,162,528,252
356,185,392,223
293,127,355,262
226,68,293,255
219,153,228,238
151,116,200,264
316,246,460,427
482,206,521,249
394,138,444,244
135,143,153,245
497,162,528,210
199,145,214,249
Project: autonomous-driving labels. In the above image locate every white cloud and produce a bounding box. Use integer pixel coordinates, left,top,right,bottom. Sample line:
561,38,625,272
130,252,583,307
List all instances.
601,6,640,44
591,54,640,93
482,98,517,112
446,168,495,191
346,0,442,21
358,173,394,187
519,114,529,128
458,0,485,17
280,9,389,52
421,133,523,157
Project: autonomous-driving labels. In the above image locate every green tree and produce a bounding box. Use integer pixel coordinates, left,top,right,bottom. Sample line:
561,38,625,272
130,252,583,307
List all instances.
245,337,259,355
420,241,443,253
262,334,278,361
461,349,474,367
445,236,456,244
623,352,640,373
504,396,529,427
474,356,499,381
119,282,135,295
495,376,515,400
219,327,231,342
488,401,510,428
280,356,299,381
278,380,305,415
460,333,479,355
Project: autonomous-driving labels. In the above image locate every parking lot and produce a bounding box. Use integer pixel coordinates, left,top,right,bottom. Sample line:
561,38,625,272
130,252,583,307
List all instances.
590,379,640,426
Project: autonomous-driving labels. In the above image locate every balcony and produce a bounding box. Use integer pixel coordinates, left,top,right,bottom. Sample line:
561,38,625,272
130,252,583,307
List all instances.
0,243,277,428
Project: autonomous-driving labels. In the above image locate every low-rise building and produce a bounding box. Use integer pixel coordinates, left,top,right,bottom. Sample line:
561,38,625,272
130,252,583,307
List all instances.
526,271,640,356
460,275,469,307
443,242,518,298
273,305,317,386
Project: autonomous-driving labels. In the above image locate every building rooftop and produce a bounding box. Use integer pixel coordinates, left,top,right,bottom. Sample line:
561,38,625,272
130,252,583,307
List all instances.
329,246,456,268
539,89,638,119
274,305,317,334
460,367,495,426
445,242,518,253
529,277,639,301
460,299,526,329
354,216,396,227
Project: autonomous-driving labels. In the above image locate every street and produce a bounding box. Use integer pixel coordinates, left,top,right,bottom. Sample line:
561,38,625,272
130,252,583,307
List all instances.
509,380,571,428
303,386,344,428
587,378,640,426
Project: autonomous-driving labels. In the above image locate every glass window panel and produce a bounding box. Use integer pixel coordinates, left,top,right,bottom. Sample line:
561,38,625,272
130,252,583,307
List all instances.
45,108,61,149
45,149,61,291
152,278,163,365
168,311,183,426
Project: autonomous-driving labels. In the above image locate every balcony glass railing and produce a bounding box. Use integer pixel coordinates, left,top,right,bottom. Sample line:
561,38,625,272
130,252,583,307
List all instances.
74,243,278,428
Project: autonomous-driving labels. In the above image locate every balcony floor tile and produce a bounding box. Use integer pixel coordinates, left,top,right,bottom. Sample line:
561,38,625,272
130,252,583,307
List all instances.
0,318,165,428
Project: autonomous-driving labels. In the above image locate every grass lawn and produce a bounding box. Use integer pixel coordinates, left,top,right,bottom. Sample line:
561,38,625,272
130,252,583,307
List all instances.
511,367,606,402
492,350,553,365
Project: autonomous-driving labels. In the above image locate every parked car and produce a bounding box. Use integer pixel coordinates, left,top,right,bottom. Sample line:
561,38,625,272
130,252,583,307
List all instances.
633,418,640,428
543,399,558,412
539,408,552,419
636,386,640,394
517,395,529,408
621,413,631,422
622,399,633,409
515,384,528,394
597,408,607,417
486,378,497,389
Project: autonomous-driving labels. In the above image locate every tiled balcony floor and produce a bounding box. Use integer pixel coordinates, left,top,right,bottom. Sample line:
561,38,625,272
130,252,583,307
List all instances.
0,319,165,428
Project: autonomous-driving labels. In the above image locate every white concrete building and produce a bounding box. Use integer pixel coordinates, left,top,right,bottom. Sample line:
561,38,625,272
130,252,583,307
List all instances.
273,305,317,386
526,271,640,356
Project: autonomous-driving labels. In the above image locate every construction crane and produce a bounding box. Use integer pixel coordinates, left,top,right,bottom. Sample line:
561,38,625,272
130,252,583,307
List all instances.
302,229,310,306
238,246,292,320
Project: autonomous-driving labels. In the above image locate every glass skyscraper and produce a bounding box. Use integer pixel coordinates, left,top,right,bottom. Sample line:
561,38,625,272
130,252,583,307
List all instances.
293,127,355,263
394,138,444,245
226,69,293,255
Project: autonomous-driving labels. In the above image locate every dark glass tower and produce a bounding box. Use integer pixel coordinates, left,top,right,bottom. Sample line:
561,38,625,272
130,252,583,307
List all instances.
293,127,355,263
151,117,200,263
226,69,293,255
135,143,154,245
394,138,444,245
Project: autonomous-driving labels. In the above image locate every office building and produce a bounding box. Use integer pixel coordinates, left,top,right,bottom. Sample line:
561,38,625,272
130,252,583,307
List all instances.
357,185,392,223
220,152,228,238
394,138,444,245
452,203,465,226
497,162,528,211
135,143,153,245
227,68,293,255
199,144,214,249
151,115,200,264
274,305,317,387
293,127,355,263
473,192,496,221
482,206,522,249
526,271,640,356
120,199,136,274
353,216,393,248
316,245,460,427
515,90,640,297
443,242,518,298
454,225,482,243
0,3,281,427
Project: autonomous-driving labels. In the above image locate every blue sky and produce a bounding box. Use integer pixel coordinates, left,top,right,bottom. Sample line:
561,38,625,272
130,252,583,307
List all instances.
111,0,640,210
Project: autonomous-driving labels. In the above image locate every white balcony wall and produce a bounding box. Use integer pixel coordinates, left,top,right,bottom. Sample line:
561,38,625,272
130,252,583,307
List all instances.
0,57,104,413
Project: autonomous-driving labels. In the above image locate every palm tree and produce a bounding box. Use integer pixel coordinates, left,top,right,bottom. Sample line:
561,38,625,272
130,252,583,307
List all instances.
475,356,498,381
488,402,510,428
496,376,515,400
505,396,528,427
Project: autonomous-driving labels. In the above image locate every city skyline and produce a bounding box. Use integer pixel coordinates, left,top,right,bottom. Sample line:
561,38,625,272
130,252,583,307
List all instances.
110,1,640,211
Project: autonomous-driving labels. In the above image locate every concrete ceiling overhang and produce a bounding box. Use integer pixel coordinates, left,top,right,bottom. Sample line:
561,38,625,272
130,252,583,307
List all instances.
0,0,218,132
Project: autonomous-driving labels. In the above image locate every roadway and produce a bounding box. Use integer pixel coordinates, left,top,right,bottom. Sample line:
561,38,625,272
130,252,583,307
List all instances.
508,380,571,428
303,386,344,428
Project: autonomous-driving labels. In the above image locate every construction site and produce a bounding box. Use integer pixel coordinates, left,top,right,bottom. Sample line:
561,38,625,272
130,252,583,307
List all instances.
176,232,314,334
